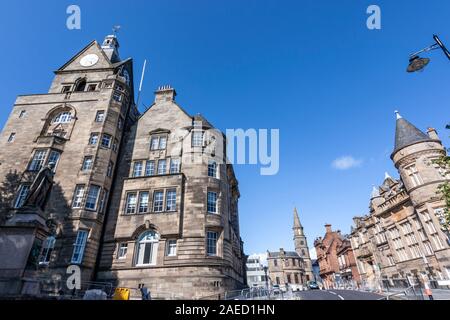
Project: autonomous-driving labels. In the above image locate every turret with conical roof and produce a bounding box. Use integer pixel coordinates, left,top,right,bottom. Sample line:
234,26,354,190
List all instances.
293,207,314,281
391,111,447,205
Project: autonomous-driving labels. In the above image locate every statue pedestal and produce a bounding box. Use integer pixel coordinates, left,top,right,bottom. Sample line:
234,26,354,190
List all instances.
0,206,50,297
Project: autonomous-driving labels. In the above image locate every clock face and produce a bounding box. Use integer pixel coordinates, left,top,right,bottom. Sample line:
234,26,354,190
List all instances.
80,54,99,67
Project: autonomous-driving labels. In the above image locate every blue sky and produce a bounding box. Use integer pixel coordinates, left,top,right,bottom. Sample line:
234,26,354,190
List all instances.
0,0,449,258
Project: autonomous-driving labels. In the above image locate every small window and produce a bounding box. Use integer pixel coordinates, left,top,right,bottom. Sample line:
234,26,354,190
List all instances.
145,160,155,176
192,131,203,147
101,134,112,148
74,79,86,92
117,243,128,259
133,161,143,177
107,161,114,177
61,86,71,93
165,189,177,211
99,190,108,214
207,231,218,256
125,193,137,214
117,117,124,130
19,110,26,118
7,133,16,142
89,133,99,145
113,92,122,102
166,240,177,256
39,236,56,265
14,184,30,208
157,159,166,175
170,159,180,174
95,110,105,122
87,84,97,92
71,230,88,264
112,138,119,152
81,156,94,171
153,191,164,212
138,192,149,213
85,185,100,210
72,185,86,208
208,161,217,178
207,191,217,213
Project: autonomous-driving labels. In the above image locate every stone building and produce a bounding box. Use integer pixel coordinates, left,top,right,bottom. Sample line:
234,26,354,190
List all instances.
0,34,137,295
0,34,245,299
266,208,313,290
267,248,305,291
96,84,245,299
314,224,360,289
350,112,450,290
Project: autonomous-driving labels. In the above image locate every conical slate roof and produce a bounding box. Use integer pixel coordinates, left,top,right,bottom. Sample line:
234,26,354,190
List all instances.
293,207,303,229
392,112,433,157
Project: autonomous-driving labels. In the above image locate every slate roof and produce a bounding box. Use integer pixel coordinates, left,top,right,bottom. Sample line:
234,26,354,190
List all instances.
392,114,433,157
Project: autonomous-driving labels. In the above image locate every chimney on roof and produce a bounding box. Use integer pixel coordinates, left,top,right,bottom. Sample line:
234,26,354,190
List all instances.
427,127,439,140
325,224,332,233
155,85,176,103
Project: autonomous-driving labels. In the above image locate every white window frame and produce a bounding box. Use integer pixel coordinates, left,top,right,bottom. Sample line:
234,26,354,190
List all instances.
135,231,159,266
117,243,128,259
71,230,88,264
166,239,177,257
101,134,112,148
138,191,149,213
157,159,166,175
206,231,218,256
89,133,99,145
95,110,105,122
169,158,180,174
133,161,143,177
81,156,94,171
145,160,155,176
208,161,217,178
85,185,101,211
207,191,218,214
72,185,86,208
125,192,137,214
153,191,164,212
28,149,47,171
165,189,177,211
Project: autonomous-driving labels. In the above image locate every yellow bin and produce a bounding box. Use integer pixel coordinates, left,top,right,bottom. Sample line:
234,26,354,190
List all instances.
113,288,130,300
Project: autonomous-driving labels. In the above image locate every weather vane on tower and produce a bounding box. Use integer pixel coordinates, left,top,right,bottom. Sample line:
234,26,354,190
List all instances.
112,25,121,36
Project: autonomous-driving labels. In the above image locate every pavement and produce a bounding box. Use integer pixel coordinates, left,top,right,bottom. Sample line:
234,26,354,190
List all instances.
293,289,384,300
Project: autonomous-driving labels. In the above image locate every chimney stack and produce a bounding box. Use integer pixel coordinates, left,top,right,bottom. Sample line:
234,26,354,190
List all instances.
427,127,439,140
325,224,332,233
155,85,176,103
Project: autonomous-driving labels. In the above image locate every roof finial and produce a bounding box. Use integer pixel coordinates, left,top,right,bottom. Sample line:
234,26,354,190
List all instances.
384,172,392,180
394,110,402,120
112,25,121,36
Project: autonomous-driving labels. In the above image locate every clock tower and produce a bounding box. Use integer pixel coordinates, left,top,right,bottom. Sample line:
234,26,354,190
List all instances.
0,34,138,293
293,207,314,281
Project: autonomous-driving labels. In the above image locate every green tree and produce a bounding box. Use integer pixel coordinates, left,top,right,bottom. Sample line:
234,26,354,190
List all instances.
0,170,21,224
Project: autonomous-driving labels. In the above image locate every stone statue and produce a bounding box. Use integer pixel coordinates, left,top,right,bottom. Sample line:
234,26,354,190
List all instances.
23,162,55,211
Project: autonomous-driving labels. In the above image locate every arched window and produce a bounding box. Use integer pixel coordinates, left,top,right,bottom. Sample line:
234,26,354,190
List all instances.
53,111,72,124
135,230,159,266
74,79,87,92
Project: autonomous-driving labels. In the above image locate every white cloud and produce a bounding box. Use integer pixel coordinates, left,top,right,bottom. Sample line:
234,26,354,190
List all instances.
331,156,363,170
309,247,317,260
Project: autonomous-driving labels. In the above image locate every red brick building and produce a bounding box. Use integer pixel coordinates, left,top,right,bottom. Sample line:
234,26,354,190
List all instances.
314,224,360,289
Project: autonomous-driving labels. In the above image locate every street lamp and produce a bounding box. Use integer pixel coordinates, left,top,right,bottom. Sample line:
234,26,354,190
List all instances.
407,34,450,72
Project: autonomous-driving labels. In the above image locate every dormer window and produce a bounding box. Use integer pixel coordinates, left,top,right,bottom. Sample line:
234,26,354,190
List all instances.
192,131,203,147
150,135,167,151
53,111,71,124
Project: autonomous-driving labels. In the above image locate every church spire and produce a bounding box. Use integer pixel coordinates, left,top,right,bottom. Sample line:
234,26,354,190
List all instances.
293,207,304,235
